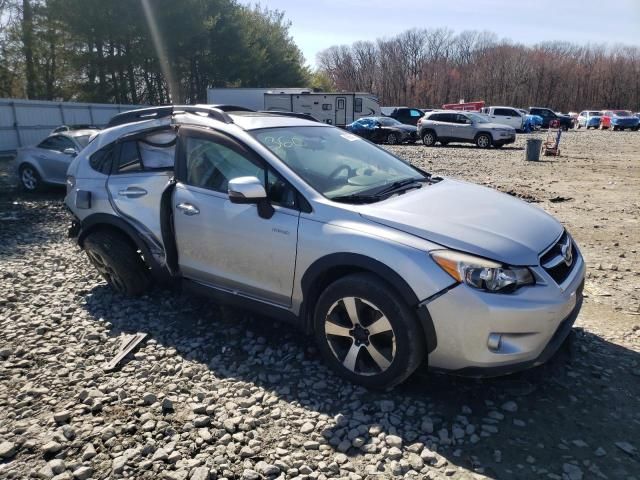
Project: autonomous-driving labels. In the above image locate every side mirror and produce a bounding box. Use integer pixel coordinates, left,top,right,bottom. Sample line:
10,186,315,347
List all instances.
228,176,274,219
63,147,77,157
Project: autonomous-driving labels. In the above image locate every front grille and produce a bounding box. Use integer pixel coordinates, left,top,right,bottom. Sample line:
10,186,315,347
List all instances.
540,231,576,285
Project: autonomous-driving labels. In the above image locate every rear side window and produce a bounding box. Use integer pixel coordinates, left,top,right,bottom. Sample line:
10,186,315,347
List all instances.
117,141,143,172
354,98,363,113
38,135,75,152
114,131,176,174
428,113,443,121
89,144,114,174
410,109,422,117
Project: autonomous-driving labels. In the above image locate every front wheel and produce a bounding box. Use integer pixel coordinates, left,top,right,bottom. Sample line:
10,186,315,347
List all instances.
386,133,398,145
313,273,425,390
84,230,151,296
475,133,492,148
19,164,41,191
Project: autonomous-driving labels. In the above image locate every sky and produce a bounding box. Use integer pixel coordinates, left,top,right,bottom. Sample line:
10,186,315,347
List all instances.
239,0,640,67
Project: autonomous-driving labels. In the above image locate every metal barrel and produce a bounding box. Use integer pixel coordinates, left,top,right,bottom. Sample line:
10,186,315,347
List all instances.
525,138,543,161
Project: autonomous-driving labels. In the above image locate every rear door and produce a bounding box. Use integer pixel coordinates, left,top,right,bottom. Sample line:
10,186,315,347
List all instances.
106,130,175,248
172,126,300,306
437,113,457,138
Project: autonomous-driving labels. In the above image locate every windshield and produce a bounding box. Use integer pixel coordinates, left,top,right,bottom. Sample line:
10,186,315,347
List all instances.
588,111,601,116
468,113,488,123
613,110,632,116
252,126,425,200
378,117,401,126
74,135,92,148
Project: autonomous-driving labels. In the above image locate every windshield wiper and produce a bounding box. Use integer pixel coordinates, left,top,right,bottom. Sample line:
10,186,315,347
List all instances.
330,193,382,204
331,176,431,204
372,177,430,197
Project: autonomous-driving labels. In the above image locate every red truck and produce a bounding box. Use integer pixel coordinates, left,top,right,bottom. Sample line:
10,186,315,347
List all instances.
442,101,485,112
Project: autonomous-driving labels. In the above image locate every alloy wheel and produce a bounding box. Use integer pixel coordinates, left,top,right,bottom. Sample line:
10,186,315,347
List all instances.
324,297,396,376
422,132,435,146
477,135,491,148
387,133,398,145
21,167,38,190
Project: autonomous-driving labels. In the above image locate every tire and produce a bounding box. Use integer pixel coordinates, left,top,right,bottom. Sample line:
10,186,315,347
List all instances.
576,124,581,129
83,230,151,296
632,126,639,132
19,164,41,192
475,133,492,148
386,133,398,145
313,273,425,390
421,130,437,147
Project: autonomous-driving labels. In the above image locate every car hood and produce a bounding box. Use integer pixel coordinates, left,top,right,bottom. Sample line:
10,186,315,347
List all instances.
358,178,562,266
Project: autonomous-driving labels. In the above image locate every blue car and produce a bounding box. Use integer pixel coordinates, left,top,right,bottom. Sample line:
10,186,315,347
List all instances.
346,116,418,144
602,110,640,131
576,111,602,129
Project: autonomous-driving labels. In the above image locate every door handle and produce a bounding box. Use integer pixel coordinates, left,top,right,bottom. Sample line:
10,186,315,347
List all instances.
118,187,147,198
176,203,200,216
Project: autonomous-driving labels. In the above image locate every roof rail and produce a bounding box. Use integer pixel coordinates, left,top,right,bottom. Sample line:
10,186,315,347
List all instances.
106,105,253,128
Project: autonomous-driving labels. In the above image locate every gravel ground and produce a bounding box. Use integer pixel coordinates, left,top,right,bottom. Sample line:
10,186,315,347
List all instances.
0,130,639,480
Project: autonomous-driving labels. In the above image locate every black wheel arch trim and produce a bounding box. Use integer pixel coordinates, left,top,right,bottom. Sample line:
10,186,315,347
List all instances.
78,213,170,281
300,252,438,353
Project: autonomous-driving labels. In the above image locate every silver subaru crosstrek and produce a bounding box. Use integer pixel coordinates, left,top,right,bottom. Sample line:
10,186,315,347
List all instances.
65,105,585,389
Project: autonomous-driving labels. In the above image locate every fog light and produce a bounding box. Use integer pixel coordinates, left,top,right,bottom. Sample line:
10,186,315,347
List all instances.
487,333,502,352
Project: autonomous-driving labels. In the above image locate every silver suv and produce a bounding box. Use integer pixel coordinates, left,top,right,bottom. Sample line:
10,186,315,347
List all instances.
65,105,585,389
417,110,516,148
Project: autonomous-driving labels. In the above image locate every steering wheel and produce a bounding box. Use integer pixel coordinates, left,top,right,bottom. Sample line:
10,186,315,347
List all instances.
328,164,355,182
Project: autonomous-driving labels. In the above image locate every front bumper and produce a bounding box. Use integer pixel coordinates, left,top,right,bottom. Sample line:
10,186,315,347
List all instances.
422,250,585,375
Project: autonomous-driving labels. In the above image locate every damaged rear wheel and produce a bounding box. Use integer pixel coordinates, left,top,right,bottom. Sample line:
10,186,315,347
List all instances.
84,230,151,296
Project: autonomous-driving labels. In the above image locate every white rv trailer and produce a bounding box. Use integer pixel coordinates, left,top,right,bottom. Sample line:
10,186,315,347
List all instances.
206,87,311,111
264,92,381,126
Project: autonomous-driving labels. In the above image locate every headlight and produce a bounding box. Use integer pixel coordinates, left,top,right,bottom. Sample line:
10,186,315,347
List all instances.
431,250,534,293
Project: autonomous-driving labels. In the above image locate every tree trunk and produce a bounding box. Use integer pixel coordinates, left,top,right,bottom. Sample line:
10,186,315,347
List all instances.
22,0,37,98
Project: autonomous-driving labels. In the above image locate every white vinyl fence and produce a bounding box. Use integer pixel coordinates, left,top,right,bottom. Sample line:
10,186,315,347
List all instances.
0,98,140,153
